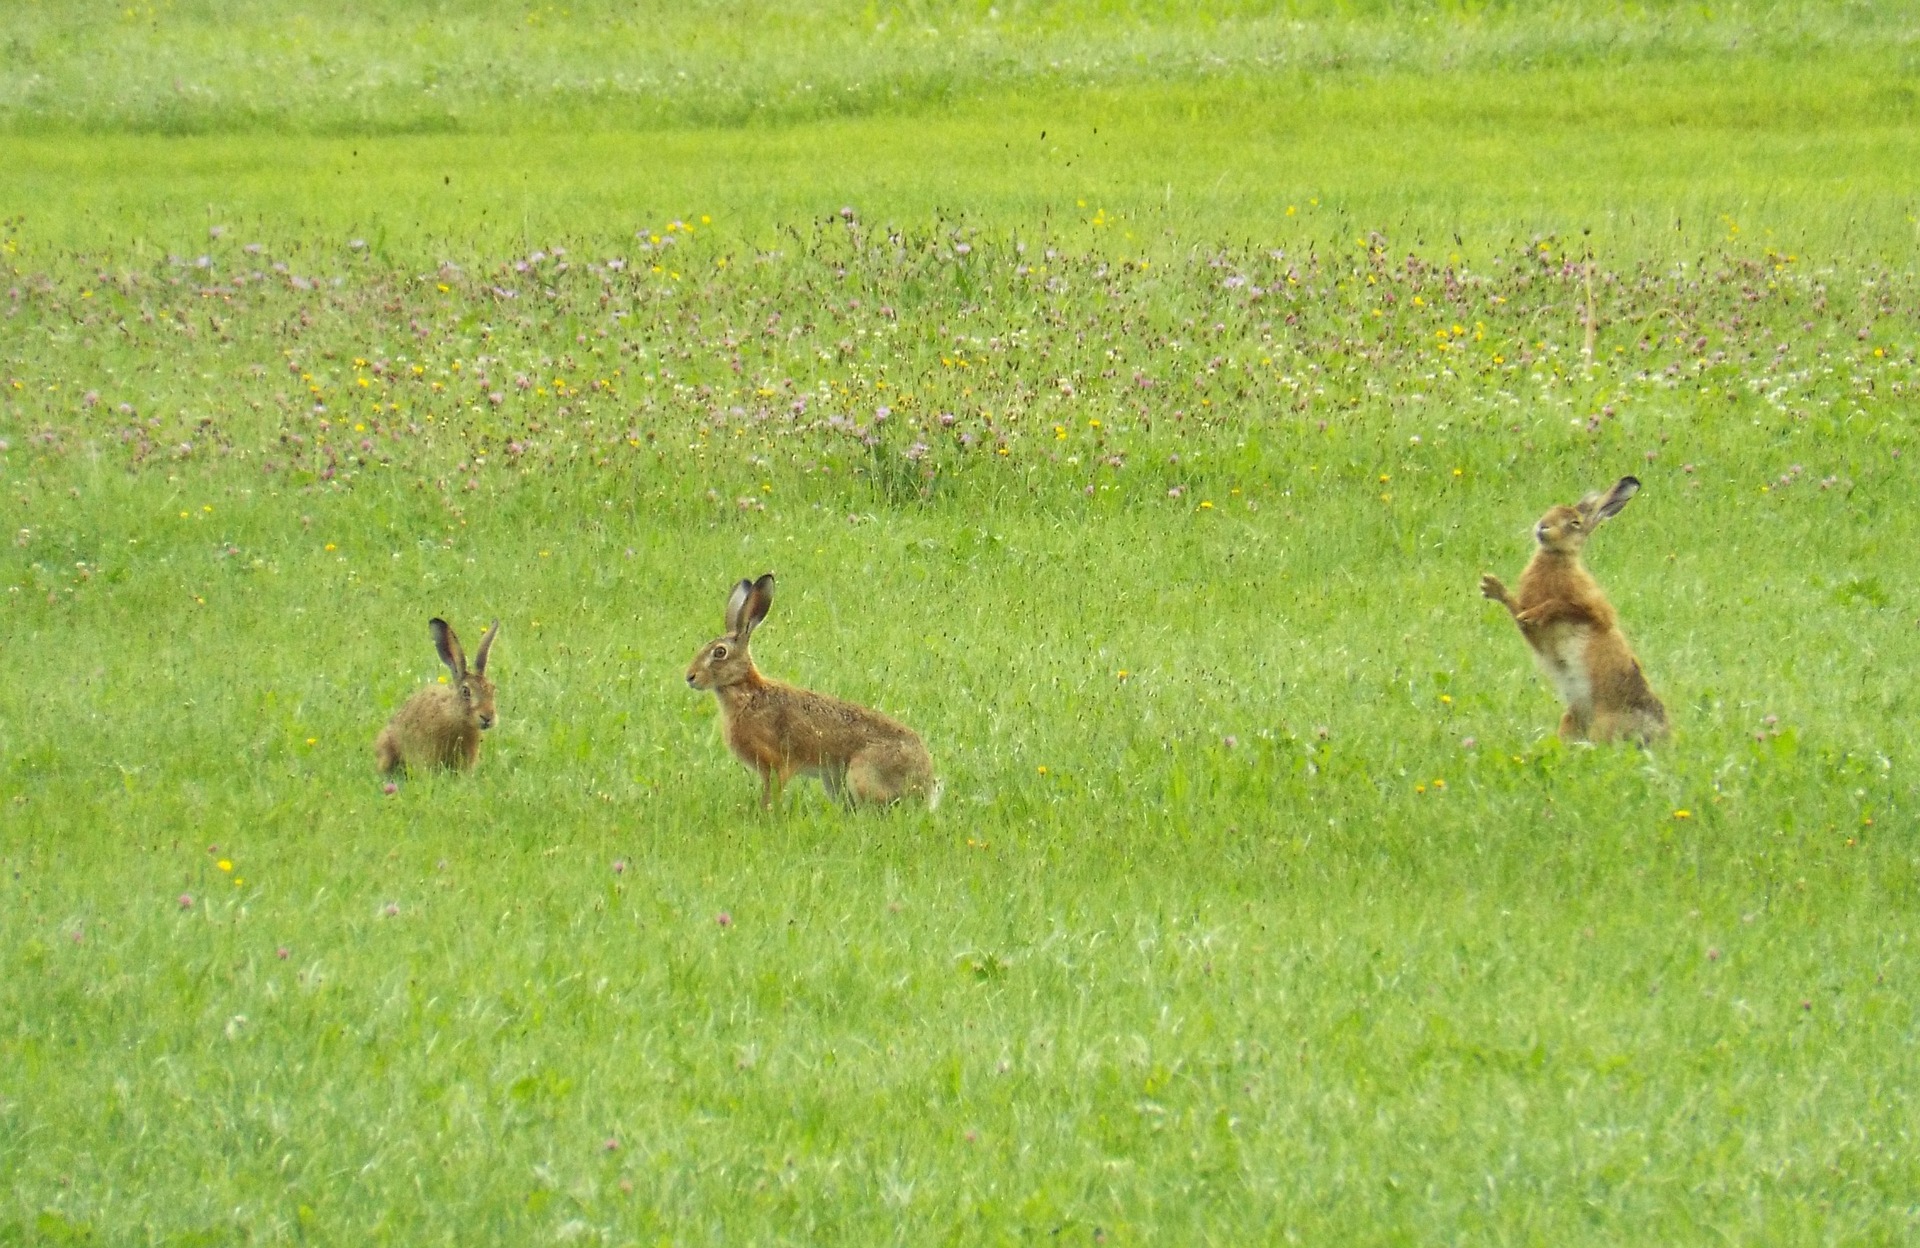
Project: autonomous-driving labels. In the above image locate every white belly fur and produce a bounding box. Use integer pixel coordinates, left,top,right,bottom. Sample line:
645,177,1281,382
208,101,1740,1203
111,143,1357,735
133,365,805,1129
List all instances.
1531,623,1592,712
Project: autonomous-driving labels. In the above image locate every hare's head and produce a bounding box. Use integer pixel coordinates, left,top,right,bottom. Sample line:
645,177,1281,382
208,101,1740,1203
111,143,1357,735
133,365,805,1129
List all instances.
432,617,499,728
687,573,773,691
1535,476,1640,555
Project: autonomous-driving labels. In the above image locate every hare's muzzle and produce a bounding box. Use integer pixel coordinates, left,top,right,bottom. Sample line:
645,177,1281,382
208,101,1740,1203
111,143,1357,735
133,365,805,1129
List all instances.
479,713,495,729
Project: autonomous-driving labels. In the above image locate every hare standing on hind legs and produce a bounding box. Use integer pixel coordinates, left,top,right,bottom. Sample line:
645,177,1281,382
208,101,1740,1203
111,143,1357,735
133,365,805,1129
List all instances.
1481,476,1669,744
686,573,937,809
375,618,499,773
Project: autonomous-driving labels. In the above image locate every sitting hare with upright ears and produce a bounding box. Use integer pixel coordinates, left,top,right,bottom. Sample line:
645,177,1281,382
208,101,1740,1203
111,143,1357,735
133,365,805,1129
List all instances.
375,618,499,773
1481,476,1669,744
686,573,937,809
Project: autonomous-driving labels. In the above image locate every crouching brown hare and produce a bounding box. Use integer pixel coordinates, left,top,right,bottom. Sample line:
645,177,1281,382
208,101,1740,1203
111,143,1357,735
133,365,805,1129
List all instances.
375,617,499,773
1481,476,1668,744
686,573,937,809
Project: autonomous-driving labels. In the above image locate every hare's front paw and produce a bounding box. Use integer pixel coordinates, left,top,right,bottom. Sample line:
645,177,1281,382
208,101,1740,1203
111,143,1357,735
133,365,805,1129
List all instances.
1479,574,1509,603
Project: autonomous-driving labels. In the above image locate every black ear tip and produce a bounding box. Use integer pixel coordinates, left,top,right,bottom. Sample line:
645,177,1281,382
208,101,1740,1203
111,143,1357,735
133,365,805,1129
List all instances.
1619,475,1641,490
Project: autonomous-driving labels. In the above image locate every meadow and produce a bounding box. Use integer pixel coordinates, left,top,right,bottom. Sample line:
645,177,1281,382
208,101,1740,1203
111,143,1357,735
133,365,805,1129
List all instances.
3,2,1919,1243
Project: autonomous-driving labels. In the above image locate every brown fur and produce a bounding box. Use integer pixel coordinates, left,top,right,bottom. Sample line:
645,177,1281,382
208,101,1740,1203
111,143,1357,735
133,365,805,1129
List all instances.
686,573,936,808
375,618,499,773
1480,477,1668,744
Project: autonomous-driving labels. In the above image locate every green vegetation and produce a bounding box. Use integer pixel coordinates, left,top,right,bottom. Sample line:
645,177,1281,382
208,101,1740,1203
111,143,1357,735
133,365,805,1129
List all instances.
4,0,1920,255
3,3,1918,1242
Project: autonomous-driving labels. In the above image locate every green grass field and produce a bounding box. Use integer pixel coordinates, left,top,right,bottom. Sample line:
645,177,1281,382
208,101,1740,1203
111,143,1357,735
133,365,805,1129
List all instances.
4,2,1919,1242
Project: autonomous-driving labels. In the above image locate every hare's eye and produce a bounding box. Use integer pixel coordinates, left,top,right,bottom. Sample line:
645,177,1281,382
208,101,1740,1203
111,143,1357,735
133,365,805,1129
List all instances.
1568,518,1583,529
711,644,729,660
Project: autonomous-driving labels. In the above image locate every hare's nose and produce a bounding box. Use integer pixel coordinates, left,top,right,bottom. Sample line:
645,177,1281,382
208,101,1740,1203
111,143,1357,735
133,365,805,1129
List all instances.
479,714,495,729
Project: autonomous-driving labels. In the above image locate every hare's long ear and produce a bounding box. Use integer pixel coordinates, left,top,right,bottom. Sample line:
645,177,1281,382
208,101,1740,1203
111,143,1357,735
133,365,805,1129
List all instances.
739,573,775,644
723,578,754,636
430,618,467,678
1591,476,1641,522
472,619,499,675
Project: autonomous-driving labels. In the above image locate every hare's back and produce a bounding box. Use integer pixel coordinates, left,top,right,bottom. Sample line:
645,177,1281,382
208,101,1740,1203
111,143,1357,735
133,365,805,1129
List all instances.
392,683,468,731
788,684,923,746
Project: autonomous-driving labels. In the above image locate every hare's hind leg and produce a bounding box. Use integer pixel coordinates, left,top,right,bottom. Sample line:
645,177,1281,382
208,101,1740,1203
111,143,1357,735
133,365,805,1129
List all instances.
844,753,896,806
1637,704,1671,745
375,726,403,774
1629,690,1671,745
819,762,857,808
847,742,934,807
1598,705,1669,746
